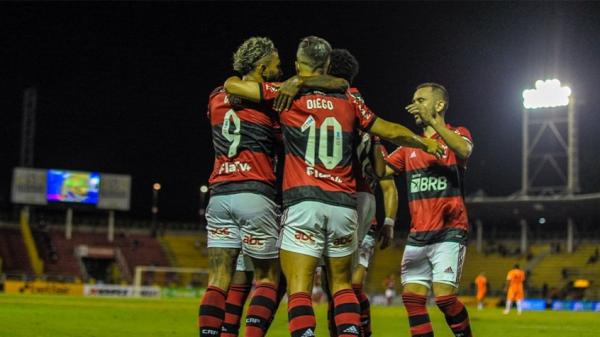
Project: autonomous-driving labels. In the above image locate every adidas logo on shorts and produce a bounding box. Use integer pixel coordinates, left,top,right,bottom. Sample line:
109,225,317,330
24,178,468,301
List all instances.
301,328,315,337
343,325,360,335
444,266,454,274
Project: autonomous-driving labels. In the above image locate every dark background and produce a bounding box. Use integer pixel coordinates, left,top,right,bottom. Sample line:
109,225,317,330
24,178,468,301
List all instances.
2,2,599,222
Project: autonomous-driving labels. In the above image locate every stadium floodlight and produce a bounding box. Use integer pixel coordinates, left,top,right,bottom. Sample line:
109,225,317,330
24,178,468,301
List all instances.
200,185,208,193
153,182,161,191
522,79,571,109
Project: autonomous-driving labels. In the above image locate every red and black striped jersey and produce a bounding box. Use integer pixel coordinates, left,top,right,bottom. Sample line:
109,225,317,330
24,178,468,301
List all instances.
348,88,380,194
261,82,378,208
207,86,280,199
385,125,473,246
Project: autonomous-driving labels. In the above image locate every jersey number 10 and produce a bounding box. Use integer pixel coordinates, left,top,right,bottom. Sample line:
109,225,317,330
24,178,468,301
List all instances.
303,116,343,169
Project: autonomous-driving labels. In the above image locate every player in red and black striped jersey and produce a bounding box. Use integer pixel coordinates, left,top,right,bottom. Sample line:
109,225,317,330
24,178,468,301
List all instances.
200,37,284,337
322,48,399,337
225,36,444,337
376,83,474,337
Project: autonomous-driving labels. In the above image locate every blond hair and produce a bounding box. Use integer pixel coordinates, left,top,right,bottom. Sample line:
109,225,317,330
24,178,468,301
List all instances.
232,37,277,75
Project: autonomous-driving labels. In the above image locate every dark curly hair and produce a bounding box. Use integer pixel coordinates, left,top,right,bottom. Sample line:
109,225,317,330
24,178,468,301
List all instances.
328,49,359,85
232,37,277,75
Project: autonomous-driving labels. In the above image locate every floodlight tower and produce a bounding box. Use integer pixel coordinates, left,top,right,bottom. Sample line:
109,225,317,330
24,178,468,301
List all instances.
521,79,578,196
521,79,578,253
20,88,37,167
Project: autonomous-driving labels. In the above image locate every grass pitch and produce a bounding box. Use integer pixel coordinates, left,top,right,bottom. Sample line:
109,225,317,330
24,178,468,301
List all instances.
1,293,598,337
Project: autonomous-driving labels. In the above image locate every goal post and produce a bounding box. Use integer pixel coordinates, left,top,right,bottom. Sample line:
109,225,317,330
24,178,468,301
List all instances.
133,265,209,297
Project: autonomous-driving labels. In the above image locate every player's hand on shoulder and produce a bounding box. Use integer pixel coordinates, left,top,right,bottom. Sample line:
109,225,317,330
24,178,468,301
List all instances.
274,76,303,112
422,137,445,159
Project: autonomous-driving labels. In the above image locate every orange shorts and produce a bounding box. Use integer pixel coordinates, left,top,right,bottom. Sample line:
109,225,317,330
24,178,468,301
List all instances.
476,290,487,301
507,287,524,301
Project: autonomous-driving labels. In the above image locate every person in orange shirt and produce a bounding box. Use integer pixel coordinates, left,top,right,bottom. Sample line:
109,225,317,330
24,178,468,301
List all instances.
475,272,487,310
504,264,526,315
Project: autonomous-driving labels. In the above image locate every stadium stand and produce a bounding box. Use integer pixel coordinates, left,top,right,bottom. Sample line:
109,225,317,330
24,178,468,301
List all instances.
0,228,32,275
0,221,170,284
529,244,600,289
460,243,533,295
160,234,208,268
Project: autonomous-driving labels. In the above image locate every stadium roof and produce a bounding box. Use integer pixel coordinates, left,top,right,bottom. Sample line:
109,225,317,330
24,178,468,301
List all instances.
466,193,600,220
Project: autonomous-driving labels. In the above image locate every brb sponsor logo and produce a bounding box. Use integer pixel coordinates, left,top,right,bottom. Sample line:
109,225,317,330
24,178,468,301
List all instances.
410,174,448,193
243,235,265,250
294,231,315,244
209,228,231,239
333,234,354,246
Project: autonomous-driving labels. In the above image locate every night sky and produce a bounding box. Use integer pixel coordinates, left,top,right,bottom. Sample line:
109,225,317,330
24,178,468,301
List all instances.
2,2,600,221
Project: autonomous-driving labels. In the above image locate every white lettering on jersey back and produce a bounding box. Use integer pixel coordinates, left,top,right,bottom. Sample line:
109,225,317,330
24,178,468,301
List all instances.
306,166,342,183
306,98,334,111
218,161,252,174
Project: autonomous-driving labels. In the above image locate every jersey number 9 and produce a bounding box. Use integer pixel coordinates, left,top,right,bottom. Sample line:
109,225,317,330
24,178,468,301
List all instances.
222,109,241,158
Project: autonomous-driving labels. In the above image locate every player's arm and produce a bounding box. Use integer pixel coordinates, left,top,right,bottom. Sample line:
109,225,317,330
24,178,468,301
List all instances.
429,121,472,159
406,103,472,159
274,75,349,111
223,76,262,102
368,118,444,158
372,141,396,178
504,273,511,292
378,176,398,249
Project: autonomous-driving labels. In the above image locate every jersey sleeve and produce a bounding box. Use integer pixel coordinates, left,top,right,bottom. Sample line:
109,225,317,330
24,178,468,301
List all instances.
453,126,473,168
385,147,406,173
349,93,378,131
260,82,280,101
207,86,223,120
455,126,473,148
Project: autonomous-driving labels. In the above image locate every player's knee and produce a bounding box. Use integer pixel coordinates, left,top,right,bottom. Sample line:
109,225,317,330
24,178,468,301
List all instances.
329,267,353,294
207,248,238,288
281,251,317,294
231,270,252,285
208,271,233,289
403,283,429,296
351,266,366,285
432,282,457,296
251,258,280,284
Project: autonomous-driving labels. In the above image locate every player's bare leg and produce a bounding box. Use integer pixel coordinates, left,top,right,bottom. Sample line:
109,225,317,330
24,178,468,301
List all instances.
433,282,473,337
351,265,367,285
280,249,319,337
222,270,253,337
199,247,239,337
325,255,362,337
503,300,512,314
244,258,281,337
